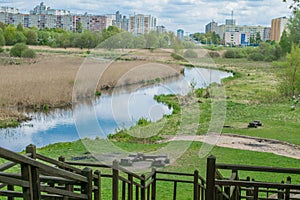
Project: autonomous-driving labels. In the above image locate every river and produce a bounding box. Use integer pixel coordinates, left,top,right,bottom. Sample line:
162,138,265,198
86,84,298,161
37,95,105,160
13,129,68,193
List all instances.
0,67,232,152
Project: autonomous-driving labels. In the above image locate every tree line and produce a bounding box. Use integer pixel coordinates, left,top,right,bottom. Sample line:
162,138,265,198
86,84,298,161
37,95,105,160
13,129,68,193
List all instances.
0,22,196,50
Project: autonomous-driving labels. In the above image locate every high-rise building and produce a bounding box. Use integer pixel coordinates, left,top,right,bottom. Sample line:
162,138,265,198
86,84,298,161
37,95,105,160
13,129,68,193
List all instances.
0,7,19,14
30,2,70,16
205,20,218,33
177,29,184,40
89,16,107,32
270,17,288,41
130,14,157,35
156,25,166,34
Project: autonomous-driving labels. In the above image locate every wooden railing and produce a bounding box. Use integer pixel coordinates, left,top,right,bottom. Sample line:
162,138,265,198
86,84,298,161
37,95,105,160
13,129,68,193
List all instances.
0,144,100,200
63,159,206,200
206,155,300,200
2,145,300,200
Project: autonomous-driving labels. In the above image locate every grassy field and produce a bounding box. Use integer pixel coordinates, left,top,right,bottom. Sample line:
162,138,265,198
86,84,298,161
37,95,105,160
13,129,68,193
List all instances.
3,139,297,199
110,57,300,146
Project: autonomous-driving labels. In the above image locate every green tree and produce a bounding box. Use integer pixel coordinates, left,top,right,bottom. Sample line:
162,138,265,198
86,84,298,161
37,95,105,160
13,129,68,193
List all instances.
283,0,300,12
16,23,24,32
288,11,300,45
102,26,121,41
278,44,300,96
4,25,17,45
279,30,291,55
77,21,83,33
25,29,37,45
0,28,5,46
15,31,27,43
144,31,159,49
0,22,6,31
256,32,262,44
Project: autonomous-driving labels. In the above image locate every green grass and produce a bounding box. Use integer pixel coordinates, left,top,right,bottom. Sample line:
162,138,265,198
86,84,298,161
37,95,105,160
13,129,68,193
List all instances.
2,140,300,200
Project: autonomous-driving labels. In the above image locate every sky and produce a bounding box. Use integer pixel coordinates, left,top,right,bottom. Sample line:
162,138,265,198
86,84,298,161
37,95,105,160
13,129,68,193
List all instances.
0,0,293,33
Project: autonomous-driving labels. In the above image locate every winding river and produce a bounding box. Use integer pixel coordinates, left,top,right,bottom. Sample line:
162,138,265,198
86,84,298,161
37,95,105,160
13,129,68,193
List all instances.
0,67,232,152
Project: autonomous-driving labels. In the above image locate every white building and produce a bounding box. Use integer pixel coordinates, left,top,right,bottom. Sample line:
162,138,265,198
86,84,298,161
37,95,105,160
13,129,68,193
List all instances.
130,14,157,35
225,32,250,46
0,7,19,14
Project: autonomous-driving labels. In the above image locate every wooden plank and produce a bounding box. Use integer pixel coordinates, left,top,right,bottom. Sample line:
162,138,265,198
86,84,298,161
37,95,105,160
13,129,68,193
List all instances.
37,154,82,174
216,163,300,174
0,162,17,172
215,179,300,190
40,175,79,185
0,190,23,197
41,186,88,199
0,147,87,183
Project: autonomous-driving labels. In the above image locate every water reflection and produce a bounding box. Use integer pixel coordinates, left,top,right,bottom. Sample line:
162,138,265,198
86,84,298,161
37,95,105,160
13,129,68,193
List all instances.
0,67,231,152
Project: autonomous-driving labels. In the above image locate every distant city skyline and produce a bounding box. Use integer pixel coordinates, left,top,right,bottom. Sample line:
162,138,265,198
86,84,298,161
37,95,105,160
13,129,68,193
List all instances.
0,0,292,33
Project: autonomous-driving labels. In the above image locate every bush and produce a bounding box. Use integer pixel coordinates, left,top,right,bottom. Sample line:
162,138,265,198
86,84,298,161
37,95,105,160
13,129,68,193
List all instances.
171,52,185,61
10,43,28,57
21,48,36,58
207,51,220,58
224,49,244,58
10,43,36,58
248,52,264,61
183,49,198,58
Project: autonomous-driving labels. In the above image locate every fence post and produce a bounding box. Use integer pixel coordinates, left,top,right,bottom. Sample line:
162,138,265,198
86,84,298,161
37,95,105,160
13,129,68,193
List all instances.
82,168,93,200
285,176,291,200
141,174,146,200
206,155,216,200
94,170,101,200
128,174,133,200
151,168,156,200
112,160,119,200
7,185,14,200
194,170,199,200
23,144,40,200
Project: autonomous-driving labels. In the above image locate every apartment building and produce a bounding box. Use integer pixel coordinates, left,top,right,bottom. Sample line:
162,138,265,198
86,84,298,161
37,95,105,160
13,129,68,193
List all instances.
205,21,218,33
177,29,184,40
0,7,19,14
270,17,288,41
130,14,156,35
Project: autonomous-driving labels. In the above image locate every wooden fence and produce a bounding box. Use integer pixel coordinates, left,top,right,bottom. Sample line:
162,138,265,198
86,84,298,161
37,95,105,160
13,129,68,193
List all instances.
1,145,300,200
206,155,300,200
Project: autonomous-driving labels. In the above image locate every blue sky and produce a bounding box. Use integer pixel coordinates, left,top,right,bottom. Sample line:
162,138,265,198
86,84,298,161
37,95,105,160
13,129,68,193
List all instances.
1,0,292,33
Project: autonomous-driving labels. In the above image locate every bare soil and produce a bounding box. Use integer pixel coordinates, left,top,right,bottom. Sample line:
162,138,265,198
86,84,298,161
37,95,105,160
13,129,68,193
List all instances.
168,134,300,159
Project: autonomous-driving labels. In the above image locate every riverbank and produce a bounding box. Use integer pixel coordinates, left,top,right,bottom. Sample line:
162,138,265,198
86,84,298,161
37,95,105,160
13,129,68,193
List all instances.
0,47,184,127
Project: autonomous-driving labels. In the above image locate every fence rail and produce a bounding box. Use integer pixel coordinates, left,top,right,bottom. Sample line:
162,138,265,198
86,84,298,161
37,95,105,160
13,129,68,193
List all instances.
206,155,300,200
1,145,300,199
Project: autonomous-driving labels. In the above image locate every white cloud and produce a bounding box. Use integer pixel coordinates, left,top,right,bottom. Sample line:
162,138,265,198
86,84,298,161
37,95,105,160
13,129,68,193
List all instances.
0,0,292,32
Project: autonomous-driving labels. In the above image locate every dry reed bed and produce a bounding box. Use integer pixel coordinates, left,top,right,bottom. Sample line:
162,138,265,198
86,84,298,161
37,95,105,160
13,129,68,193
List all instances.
0,50,183,120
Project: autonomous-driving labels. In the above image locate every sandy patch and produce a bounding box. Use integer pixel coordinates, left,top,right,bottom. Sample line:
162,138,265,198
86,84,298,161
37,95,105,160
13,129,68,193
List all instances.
167,134,300,159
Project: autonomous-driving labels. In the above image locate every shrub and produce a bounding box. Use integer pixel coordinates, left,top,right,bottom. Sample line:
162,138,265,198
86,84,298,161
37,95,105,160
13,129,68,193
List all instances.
224,49,244,58
171,52,185,61
10,43,28,57
21,48,36,58
183,49,198,58
248,52,264,61
207,51,220,58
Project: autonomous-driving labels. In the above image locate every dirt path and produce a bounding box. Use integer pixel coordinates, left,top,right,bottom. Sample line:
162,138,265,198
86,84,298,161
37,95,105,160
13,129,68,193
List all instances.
168,134,300,159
